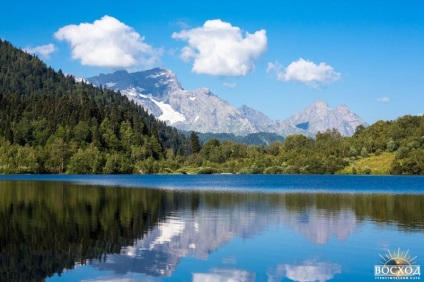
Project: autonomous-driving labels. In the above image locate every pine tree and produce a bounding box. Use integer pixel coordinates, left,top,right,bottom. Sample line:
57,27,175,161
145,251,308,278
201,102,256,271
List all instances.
190,131,201,154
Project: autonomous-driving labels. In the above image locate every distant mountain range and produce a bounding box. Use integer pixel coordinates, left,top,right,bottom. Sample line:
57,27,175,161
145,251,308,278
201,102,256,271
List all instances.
88,68,367,137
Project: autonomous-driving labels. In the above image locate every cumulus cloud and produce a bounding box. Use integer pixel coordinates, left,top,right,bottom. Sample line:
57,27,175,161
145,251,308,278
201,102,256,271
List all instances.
172,19,267,76
223,82,237,88
377,96,390,103
267,59,341,88
24,43,57,59
54,15,162,68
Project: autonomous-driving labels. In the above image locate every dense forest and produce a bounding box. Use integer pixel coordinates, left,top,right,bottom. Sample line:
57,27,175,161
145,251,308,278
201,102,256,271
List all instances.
1,39,424,175
0,39,193,174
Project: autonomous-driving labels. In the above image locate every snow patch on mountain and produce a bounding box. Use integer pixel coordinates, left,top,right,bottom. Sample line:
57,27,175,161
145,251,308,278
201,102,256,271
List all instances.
105,82,117,88
72,76,87,83
151,99,186,124
122,87,139,97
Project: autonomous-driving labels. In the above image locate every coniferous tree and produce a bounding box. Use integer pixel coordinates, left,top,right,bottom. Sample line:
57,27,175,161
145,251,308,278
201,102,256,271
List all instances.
190,131,201,154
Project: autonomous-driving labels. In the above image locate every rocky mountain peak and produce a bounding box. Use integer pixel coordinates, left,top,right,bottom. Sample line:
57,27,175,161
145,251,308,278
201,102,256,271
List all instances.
239,105,278,133
140,67,182,92
281,100,366,136
304,100,332,115
311,99,330,108
88,67,182,98
335,104,351,114
87,68,367,137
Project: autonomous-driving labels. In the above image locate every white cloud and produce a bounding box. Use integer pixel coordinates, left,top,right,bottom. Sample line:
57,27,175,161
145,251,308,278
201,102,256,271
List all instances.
267,59,341,88
223,82,237,88
24,43,57,59
377,96,390,103
54,15,162,68
172,19,267,76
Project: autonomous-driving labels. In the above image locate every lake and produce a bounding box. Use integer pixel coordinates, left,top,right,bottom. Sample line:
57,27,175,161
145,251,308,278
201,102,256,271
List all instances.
0,175,423,281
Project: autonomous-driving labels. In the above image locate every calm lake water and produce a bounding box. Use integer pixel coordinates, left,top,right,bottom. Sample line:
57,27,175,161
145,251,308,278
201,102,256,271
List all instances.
0,175,423,281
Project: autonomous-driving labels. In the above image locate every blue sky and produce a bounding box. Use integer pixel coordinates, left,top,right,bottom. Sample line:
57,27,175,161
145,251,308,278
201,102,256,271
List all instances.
1,0,424,124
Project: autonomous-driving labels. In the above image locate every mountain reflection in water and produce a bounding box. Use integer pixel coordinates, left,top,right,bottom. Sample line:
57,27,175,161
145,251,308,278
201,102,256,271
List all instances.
0,179,423,281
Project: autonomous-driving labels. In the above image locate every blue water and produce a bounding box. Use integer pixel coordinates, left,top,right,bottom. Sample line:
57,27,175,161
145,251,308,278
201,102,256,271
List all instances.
0,175,423,282
1,174,424,193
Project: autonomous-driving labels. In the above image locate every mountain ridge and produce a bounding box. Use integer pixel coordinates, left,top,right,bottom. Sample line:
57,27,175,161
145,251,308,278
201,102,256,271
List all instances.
87,68,367,137
280,99,367,136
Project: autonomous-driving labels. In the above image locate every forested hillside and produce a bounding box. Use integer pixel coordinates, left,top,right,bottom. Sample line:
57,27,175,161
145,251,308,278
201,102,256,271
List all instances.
0,39,191,173
1,39,423,175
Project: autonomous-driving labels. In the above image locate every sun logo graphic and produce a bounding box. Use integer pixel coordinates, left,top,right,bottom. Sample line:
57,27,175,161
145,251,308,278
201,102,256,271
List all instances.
374,248,421,280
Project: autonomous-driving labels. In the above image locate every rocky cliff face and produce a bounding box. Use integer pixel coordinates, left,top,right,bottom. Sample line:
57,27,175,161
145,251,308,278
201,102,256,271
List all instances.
238,105,279,133
87,68,367,137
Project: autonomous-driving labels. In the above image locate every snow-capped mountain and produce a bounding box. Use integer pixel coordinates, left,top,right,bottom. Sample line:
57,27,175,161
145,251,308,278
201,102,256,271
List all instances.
87,68,366,137
88,68,255,135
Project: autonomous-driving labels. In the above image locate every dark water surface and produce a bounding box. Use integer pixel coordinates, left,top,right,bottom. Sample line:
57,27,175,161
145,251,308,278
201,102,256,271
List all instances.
0,175,423,281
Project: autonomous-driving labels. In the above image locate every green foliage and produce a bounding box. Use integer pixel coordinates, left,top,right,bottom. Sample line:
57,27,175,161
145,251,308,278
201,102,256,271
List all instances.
190,131,201,153
266,141,282,156
263,166,284,174
197,167,218,174
68,145,104,174
339,152,395,175
104,153,132,174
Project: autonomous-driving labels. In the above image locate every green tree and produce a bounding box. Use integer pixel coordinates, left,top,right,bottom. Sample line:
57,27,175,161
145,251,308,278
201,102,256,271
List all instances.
100,118,120,150
190,131,201,154
73,121,92,145
44,137,71,173
104,153,132,174
12,117,32,146
68,144,104,174
120,122,135,151
267,141,282,156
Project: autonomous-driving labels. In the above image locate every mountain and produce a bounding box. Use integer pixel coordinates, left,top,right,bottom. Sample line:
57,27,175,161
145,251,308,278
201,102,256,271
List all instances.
278,100,368,136
87,69,367,137
88,68,256,136
238,105,279,133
